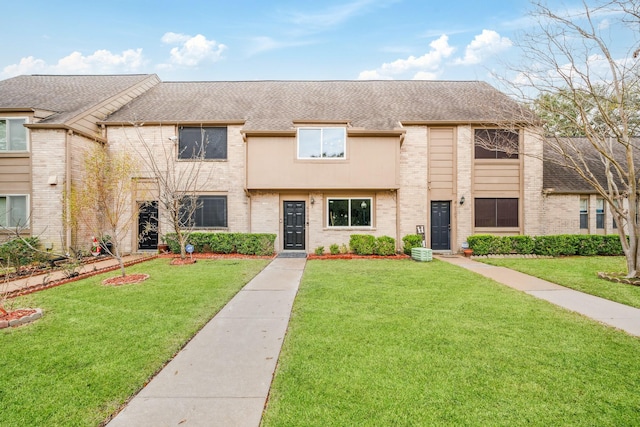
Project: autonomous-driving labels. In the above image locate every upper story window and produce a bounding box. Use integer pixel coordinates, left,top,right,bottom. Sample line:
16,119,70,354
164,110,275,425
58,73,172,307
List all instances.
0,118,27,151
298,127,346,159
178,126,227,160
0,195,28,227
474,129,519,159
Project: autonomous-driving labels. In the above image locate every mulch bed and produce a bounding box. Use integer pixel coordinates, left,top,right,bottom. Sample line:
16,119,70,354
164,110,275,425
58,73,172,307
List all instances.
308,254,410,260
0,308,43,329
102,273,150,286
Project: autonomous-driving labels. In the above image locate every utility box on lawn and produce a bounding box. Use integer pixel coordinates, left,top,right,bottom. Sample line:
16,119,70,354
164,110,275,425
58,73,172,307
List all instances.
411,247,433,262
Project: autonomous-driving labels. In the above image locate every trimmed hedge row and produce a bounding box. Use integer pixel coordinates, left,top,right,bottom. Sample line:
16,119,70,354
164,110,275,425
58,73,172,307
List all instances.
164,232,276,256
467,234,624,256
349,234,397,256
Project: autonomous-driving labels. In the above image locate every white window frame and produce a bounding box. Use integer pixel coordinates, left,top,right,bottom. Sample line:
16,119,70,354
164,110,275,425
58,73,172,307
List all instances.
0,194,29,228
327,197,372,228
0,117,29,152
297,127,346,159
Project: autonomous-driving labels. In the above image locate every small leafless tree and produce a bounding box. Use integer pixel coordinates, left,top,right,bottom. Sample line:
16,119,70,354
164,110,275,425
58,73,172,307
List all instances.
499,0,640,277
128,124,216,260
72,144,139,277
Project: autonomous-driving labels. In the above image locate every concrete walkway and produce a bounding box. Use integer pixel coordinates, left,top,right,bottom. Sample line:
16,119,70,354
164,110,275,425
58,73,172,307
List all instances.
438,255,640,337
106,257,306,427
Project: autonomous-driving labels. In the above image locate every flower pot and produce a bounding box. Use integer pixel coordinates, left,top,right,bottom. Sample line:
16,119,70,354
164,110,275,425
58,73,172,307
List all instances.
463,249,473,257
158,243,170,254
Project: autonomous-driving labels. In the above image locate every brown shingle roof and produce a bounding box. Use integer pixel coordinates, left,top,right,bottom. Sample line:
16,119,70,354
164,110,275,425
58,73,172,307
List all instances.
543,137,640,193
103,80,528,130
0,74,157,124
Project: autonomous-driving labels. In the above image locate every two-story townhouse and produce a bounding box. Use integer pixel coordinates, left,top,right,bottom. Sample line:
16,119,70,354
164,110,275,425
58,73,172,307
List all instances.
101,80,544,254
0,74,160,251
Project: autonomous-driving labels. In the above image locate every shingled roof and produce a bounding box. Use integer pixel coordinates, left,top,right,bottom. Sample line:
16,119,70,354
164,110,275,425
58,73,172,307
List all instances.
0,74,158,124
543,137,640,193
103,80,529,131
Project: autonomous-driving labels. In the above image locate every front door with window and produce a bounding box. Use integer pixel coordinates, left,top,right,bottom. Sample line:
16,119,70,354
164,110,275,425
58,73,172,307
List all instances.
431,201,451,250
138,201,159,250
283,201,305,250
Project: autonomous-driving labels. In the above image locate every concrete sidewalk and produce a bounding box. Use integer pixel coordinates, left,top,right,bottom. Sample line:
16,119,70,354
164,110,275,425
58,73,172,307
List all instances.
438,255,640,337
107,256,306,427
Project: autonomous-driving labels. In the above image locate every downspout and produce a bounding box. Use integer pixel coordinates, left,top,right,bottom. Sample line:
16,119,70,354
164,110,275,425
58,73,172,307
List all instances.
65,129,72,253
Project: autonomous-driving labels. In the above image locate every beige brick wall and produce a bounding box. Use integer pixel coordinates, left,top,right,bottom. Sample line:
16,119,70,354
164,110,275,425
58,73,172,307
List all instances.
456,125,473,250
30,129,66,251
106,124,250,252
543,193,615,236
522,129,544,236
398,126,428,239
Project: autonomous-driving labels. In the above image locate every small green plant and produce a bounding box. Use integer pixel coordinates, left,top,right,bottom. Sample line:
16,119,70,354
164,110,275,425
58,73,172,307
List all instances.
340,244,348,254
350,235,375,255
315,246,325,255
402,234,423,255
329,244,340,255
375,236,396,256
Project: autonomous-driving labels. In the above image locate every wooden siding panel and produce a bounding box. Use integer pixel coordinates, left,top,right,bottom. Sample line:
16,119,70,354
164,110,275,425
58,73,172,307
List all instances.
428,128,454,196
0,156,30,193
474,161,521,194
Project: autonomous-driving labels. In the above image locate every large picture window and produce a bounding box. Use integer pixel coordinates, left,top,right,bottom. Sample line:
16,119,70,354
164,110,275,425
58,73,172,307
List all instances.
0,118,27,151
0,195,28,227
474,198,518,228
178,127,227,160
298,127,346,159
474,129,519,159
180,195,227,228
328,198,371,227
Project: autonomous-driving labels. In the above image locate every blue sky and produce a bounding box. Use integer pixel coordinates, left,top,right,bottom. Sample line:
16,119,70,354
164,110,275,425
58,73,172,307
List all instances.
0,0,626,85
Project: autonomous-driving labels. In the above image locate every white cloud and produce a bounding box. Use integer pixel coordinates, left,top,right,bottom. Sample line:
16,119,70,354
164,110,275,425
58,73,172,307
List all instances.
161,32,226,67
454,30,512,65
1,49,145,78
358,34,454,80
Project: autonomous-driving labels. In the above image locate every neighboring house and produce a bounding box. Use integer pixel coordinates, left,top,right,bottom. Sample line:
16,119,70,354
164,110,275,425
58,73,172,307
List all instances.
542,138,640,236
0,75,545,254
0,74,160,251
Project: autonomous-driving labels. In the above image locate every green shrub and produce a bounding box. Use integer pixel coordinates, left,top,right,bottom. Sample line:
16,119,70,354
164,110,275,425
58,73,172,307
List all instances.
315,246,325,255
599,235,624,255
375,236,396,256
340,244,349,254
467,235,508,255
0,237,44,267
402,234,423,255
163,232,275,256
576,235,601,256
329,244,340,255
350,234,376,255
534,234,578,256
510,235,535,254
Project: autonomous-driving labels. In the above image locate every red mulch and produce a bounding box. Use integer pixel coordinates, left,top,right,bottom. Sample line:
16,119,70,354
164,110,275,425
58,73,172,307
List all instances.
307,254,410,260
170,258,197,265
102,273,150,286
0,308,36,322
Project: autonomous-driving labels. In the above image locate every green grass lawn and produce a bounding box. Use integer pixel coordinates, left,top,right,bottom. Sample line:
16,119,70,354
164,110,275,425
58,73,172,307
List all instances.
262,259,640,427
0,258,269,427
478,256,640,309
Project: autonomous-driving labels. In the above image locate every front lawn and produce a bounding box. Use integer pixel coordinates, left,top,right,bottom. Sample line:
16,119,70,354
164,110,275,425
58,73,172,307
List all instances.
479,256,640,308
262,259,640,426
0,258,269,427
